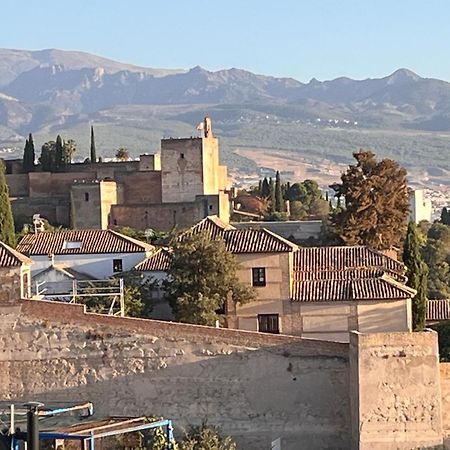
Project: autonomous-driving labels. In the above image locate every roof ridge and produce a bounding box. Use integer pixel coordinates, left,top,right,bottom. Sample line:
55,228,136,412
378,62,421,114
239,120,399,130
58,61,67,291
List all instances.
0,241,32,266
108,230,153,251
379,272,417,296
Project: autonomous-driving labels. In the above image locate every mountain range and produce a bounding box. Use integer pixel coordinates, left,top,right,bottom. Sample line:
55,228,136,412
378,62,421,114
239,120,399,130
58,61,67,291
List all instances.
2,48,450,184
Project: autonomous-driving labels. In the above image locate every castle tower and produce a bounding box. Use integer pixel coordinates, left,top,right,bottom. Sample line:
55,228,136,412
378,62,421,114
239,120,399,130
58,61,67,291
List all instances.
161,117,222,203
70,180,120,229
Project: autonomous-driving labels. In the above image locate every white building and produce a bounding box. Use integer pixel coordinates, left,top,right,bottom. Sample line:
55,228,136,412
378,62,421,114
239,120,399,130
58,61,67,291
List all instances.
16,229,153,280
409,189,432,224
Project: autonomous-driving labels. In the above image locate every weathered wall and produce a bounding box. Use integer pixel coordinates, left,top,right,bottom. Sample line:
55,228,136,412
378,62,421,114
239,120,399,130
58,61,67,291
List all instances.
115,171,162,204
0,300,351,450
0,267,22,304
440,363,450,439
349,331,442,449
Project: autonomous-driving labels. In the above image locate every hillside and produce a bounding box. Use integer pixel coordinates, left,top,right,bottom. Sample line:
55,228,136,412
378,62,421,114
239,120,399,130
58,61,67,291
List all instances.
1,48,450,187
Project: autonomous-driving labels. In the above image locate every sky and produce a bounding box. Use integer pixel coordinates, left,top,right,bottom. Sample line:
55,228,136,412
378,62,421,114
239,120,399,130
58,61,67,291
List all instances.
1,0,450,82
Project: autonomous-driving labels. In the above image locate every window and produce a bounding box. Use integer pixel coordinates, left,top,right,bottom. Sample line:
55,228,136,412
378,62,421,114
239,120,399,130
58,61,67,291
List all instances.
209,205,213,210
180,153,185,159
84,192,90,201
113,259,123,273
252,267,266,287
62,240,82,250
258,314,279,334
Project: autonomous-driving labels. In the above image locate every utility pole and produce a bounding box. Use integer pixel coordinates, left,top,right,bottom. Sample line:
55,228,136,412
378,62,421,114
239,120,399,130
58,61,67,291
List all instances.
25,402,43,450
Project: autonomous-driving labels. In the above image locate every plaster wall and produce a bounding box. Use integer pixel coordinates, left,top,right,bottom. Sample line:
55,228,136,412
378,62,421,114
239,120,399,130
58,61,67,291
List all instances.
0,300,351,450
29,252,148,279
349,331,442,449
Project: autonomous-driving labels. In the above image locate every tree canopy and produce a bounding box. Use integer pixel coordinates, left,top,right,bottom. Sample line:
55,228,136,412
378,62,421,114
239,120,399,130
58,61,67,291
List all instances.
0,160,16,247
164,231,255,325
330,150,409,250
403,221,428,330
22,133,35,173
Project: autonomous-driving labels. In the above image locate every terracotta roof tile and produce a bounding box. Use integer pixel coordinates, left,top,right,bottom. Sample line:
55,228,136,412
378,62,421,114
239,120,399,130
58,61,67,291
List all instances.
0,241,32,267
427,299,450,321
135,248,172,271
293,246,405,275
291,275,416,302
17,230,153,256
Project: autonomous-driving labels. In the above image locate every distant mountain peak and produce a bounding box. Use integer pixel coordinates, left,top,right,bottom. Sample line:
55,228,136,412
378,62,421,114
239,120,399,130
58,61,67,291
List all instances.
386,68,421,83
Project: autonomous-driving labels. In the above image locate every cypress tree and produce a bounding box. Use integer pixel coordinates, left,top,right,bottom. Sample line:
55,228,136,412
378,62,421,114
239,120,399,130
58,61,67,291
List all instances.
0,160,16,247
261,177,270,197
257,179,262,196
403,221,428,331
90,125,97,163
275,170,283,212
22,134,35,173
269,177,275,212
55,135,66,171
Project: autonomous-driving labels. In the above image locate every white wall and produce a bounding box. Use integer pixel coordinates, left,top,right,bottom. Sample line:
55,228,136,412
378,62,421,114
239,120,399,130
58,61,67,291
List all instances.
29,252,148,279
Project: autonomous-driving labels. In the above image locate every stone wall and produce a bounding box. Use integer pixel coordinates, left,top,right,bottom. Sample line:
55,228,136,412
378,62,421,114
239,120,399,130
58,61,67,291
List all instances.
0,267,22,305
1,299,350,450
440,363,450,439
349,331,442,449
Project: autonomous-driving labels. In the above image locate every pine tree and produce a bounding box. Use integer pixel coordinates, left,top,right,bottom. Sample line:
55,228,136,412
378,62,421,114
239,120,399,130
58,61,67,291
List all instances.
90,125,97,163
330,150,409,250
403,221,428,331
275,170,283,212
0,160,16,247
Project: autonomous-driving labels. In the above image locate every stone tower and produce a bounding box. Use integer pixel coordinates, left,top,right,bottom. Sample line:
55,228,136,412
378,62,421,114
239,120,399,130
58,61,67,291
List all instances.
161,117,224,203
70,180,120,229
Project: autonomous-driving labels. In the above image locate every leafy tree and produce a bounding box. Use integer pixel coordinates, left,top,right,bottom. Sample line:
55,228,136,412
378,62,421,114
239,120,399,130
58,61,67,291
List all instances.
330,150,409,250
0,160,15,247
268,177,275,213
180,423,236,450
275,170,283,212
442,207,450,225
22,133,35,173
90,125,97,163
116,147,130,161
403,222,428,330
423,223,450,299
39,141,56,171
164,231,255,325
64,139,77,163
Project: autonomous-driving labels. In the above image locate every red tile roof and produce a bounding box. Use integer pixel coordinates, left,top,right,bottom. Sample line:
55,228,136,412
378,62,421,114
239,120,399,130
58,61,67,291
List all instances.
427,299,450,322
293,246,405,275
17,230,153,256
184,216,297,254
291,274,416,302
135,248,172,271
0,241,32,267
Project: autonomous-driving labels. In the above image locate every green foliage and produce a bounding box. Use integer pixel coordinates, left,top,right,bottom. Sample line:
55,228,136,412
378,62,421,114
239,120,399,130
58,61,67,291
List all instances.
179,423,236,450
264,211,288,222
116,147,130,161
403,222,428,330
275,170,283,212
268,177,275,213
22,133,35,173
442,207,450,225
90,125,97,163
423,223,450,299
164,231,256,325
64,139,77,163
330,150,409,250
116,226,169,245
0,160,15,247
431,321,450,362
261,177,270,197
39,140,56,171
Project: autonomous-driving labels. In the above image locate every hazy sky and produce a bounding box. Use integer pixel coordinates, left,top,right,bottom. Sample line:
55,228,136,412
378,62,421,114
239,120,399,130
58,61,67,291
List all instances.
2,0,449,81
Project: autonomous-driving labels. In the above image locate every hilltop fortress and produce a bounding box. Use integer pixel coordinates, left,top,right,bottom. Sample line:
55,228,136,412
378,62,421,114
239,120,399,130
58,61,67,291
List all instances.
5,117,230,230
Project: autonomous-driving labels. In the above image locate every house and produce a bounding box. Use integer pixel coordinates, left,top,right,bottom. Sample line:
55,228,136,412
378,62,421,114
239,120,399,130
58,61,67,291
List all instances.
16,229,153,283
137,216,415,341
0,241,32,302
426,299,450,325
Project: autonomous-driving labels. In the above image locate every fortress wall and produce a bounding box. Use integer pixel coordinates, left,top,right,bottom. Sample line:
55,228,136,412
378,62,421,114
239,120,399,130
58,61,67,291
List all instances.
5,174,29,197
349,331,442,449
0,299,350,450
115,171,162,204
